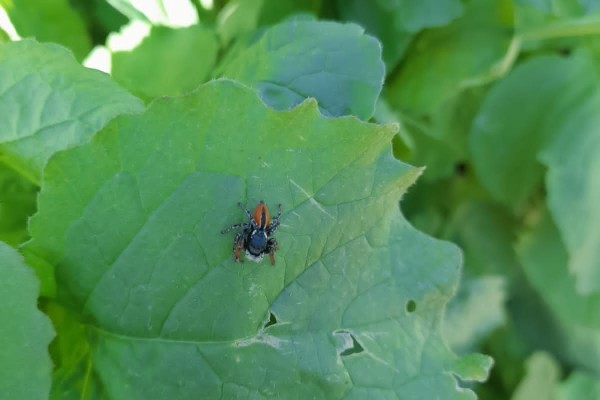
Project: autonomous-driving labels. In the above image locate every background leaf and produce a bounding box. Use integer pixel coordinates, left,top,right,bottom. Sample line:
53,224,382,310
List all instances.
26,80,488,398
220,19,385,120
112,24,218,99
386,0,516,116
0,0,91,60
336,0,464,69
517,210,600,373
0,39,145,183
471,49,600,294
0,161,37,246
0,242,54,400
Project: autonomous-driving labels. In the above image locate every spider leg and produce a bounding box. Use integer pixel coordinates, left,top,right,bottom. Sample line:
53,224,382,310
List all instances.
267,237,279,265
221,222,250,234
267,204,283,235
233,232,245,263
238,202,253,220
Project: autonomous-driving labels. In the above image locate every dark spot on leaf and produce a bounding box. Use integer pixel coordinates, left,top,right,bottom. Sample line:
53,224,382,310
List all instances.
406,300,416,313
263,311,278,329
557,48,571,57
454,161,468,176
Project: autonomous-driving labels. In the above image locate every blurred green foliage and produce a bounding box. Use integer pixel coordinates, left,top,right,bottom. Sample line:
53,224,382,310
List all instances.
0,0,599,398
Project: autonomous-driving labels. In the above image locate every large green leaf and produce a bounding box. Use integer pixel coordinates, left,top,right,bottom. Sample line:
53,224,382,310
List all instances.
471,50,600,294
112,24,218,99
221,19,385,120
26,80,489,398
337,0,464,69
0,39,145,183
0,242,54,399
0,0,91,60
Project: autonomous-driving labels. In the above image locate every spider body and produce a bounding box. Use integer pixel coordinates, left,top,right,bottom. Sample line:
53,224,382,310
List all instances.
221,201,282,265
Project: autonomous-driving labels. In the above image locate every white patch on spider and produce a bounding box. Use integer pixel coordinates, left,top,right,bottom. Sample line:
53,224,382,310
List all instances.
289,178,335,219
245,251,264,262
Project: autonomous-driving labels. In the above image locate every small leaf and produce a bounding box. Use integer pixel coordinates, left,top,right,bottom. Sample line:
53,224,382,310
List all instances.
27,80,487,398
221,19,385,120
112,25,218,99
511,352,561,400
0,242,54,399
0,39,145,183
452,353,494,383
0,0,91,60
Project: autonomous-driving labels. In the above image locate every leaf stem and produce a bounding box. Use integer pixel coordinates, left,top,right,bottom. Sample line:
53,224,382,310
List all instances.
518,15,600,41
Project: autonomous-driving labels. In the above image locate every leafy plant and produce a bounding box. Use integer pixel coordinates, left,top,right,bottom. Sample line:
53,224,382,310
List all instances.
0,0,599,399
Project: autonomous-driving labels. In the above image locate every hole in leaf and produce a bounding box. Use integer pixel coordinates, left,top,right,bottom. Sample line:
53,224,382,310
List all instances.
334,330,364,356
263,312,278,329
406,300,417,313
341,334,364,356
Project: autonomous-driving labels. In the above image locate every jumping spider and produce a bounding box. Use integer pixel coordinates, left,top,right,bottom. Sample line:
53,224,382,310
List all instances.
221,201,282,265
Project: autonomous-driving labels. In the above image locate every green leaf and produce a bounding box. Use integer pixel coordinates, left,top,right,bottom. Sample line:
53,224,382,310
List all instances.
452,353,494,383
444,201,520,278
387,0,516,116
26,80,488,398
471,50,600,293
511,352,561,400
444,276,506,354
258,0,321,26
221,19,385,120
337,0,464,69
0,27,8,42
517,210,600,373
395,87,488,181
216,0,263,45
0,162,37,246
0,0,91,61
112,25,218,99
559,371,600,400
0,242,54,399
0,39,145,183
518,211,600,330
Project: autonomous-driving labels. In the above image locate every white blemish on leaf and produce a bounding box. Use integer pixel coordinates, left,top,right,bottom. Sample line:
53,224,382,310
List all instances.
289,179,335,220
235,333,287,349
